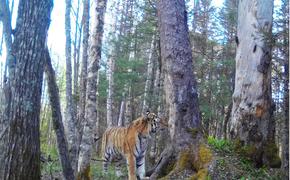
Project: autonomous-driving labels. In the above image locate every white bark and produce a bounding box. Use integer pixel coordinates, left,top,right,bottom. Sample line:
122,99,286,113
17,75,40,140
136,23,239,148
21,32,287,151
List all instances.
142,35,155,113
117,95,125,126
106,54,114,127
229,0,275,166
77,0,107,178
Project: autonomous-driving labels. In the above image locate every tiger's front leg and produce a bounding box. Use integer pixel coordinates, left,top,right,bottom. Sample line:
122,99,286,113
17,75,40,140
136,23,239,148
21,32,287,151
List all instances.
136,155,146,179
126,154,137,180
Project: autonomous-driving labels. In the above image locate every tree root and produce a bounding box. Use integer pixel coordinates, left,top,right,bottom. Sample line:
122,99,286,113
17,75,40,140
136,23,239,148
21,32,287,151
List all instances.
146,145,176,179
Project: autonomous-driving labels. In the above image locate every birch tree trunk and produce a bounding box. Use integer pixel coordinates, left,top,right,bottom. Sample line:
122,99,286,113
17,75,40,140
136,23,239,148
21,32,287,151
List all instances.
65,0,78,172
150,0,201,177
78,0,90,149
77,0,107,179
117,94,125,126
106,54,114,127
142,35,155,113
73,0,81,100
0,1,53,179
44,49,75,180
229,0,278,167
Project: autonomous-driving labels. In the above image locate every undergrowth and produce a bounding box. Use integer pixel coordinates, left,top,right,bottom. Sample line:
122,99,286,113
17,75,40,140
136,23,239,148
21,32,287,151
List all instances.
207,136,283,180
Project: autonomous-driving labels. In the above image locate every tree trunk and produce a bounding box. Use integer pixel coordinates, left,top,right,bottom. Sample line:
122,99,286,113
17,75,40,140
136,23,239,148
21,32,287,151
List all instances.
78,0,90,155
0,0,13,136
0,1,53,179
150,0,201,178
77,0,107,179
142,35,155,113
0,0,14,80
229,0,277,167
106,54,114,127
44,49,75,180
65,0,78,172
281,2,289,177
117,95,125,126
73,0,81,101
124,86,132,125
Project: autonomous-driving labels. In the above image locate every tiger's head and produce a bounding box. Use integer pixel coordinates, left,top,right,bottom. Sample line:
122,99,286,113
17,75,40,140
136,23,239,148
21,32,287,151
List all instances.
144,110,160,134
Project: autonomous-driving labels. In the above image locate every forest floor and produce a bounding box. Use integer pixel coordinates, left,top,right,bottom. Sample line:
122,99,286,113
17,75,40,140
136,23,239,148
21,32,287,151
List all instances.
41,137,284,180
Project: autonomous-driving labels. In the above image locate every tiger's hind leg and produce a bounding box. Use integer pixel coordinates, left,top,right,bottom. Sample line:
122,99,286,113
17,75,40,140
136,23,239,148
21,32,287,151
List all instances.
102,149,111,174
115,158,123,177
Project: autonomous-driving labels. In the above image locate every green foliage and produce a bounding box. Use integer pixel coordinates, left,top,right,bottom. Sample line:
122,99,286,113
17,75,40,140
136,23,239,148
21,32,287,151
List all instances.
91,160,126,180
207,136,232,152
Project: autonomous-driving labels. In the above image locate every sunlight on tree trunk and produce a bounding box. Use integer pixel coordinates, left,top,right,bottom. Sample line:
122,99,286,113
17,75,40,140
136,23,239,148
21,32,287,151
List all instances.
229,0,278,167
77,0,107,179
65,0,78,173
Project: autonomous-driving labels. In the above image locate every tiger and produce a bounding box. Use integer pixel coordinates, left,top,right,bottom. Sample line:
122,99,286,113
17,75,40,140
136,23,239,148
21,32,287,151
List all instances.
101,111,160,180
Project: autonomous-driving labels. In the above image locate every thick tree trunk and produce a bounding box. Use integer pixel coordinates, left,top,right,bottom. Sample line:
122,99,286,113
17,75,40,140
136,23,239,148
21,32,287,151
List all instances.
65,0,78,172
44,49,75,180
282,54,289,178
281,3,289,176
0,1,53,179
77,0,107,179
150,0,201,178
229,0,277,167
106,54,114,127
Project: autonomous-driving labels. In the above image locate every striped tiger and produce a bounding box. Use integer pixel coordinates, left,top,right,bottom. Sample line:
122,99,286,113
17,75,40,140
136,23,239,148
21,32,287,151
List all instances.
101,111,160,180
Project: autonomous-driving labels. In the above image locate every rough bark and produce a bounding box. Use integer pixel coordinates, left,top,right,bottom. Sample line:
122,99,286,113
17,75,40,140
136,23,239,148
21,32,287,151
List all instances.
229,0,276,167
0,1,53,179
44,49,75,180
281,2,289,176
0,0,13,79
65,0,78,172
282,51,289,178
150,0,201,178
106,54,114,127
77,0,107,179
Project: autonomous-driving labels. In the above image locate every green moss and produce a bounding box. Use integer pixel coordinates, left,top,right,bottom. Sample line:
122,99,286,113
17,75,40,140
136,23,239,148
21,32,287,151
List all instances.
189,168,210,180
192,144,213,171
177,149,192,170
77,165,91,180
264,142,281,168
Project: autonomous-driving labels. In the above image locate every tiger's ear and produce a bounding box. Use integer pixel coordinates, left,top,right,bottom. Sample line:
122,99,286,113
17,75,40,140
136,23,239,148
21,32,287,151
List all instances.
146,110,150,116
